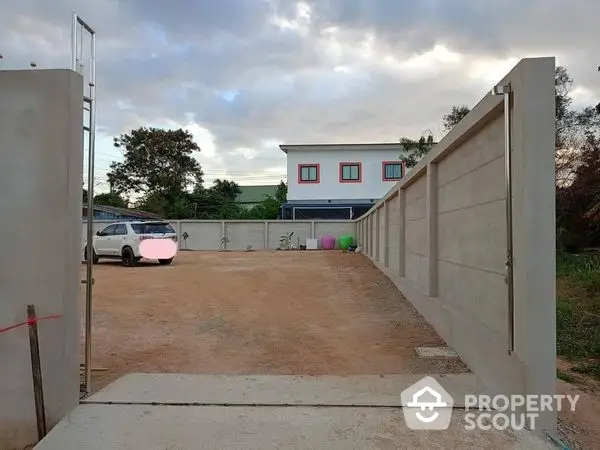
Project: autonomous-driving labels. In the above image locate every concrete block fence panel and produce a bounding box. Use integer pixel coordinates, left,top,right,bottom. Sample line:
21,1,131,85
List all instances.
82,220,355,251
355,58,557,432
225,221,265,250
180,221,222,250
267,221,311,248
313,221,356,248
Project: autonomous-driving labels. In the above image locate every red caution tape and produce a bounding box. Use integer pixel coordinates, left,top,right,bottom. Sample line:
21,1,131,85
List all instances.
0,314,62,334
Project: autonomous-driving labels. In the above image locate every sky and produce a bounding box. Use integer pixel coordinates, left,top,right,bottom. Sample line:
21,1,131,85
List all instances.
2,0,599,194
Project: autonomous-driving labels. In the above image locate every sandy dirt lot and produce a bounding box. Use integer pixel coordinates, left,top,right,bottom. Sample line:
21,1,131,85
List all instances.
81,251,467,391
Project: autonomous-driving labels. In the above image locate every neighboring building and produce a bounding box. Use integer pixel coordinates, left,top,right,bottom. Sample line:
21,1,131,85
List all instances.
279,143,412,220
82,204,163,221
235,185,279,209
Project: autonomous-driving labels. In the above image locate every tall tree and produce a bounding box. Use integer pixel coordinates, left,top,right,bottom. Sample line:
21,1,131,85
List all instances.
136,191,193,219
398,133,435,168
557,135,600,250
554,66,600,250
275,181,287,203
189,189,238,219
442,105,471,132
210,179,241,201
554,66,600,186
108,127,204,197
94,192,128,208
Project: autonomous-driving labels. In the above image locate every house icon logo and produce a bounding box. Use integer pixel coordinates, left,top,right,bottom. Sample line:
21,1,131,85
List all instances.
400,376,454,430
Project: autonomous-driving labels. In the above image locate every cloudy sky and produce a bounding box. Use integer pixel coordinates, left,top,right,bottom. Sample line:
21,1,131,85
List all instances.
2,0,599,192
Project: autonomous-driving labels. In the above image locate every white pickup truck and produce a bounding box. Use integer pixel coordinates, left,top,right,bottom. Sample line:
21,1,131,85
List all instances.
83,221,177,267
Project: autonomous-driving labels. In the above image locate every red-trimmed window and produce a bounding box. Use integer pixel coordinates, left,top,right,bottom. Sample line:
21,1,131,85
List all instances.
298,164,320,183
339,162,362,183
382,161,404,181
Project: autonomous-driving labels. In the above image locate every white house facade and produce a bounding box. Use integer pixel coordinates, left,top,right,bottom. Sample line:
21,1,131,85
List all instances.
279,143,411,219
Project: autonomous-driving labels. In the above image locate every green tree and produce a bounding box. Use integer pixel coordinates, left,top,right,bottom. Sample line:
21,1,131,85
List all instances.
442,105,471,132
250,196,281,220
557,135,600,250
398,133,435,168
186,189,234,219
275,181,287,203
135,191,195,219
108,127,204,197
210,179,241,201
555,66,600,186
552,66,600,250
108,127,204,218
94,192,128,208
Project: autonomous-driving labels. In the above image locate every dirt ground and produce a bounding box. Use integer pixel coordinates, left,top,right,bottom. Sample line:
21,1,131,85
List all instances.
80,250,467,391
556,359,600,449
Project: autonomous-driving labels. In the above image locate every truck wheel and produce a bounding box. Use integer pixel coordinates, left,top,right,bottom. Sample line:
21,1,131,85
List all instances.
84,247,99,264
121,247,139,267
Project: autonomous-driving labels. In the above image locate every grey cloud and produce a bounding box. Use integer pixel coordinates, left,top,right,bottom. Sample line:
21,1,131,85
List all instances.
2,0,599,187
304,0,600,57
117,0,274,40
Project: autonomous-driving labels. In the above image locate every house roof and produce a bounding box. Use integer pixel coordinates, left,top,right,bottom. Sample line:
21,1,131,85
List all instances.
235,185,279,204
83,204,163,220
279,143,408,153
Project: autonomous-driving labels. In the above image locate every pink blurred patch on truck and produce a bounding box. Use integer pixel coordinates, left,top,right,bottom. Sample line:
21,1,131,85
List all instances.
139,238,177,260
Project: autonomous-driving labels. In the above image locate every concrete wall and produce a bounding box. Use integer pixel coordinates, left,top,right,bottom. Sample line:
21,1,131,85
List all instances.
286,146,407,201
356,58,557,431
0,70,83,448
82,220,356,251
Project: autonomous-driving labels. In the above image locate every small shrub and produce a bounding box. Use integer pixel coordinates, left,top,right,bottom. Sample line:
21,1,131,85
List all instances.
556,251,600,369
556,369,577,383
557,228,584,253
571,361,600,379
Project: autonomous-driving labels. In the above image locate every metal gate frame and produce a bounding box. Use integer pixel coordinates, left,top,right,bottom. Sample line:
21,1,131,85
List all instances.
71,12,97,396
492,83,515,355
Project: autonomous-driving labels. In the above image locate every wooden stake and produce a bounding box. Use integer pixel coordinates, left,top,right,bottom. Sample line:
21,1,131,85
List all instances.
27,305,47,441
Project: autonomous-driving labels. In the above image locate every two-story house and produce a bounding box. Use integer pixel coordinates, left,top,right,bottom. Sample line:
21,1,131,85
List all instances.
279,143,412,220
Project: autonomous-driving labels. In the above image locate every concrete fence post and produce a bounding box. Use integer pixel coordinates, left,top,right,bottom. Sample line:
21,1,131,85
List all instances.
221,221,226,249
426,163,439,297
365,218,369,252
176,220,182,247
368,215,373,257
360,220,365,247
374,208,380,261
365,216,370,255
264,221,269,249
371,214,376,258
383,199,390,267
509,58,556,431
359,219,363,247
398,189,406,277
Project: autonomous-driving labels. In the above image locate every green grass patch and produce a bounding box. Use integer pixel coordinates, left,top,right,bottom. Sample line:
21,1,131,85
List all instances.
556,251,600,379
571,361,600,379
556,369,578,383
